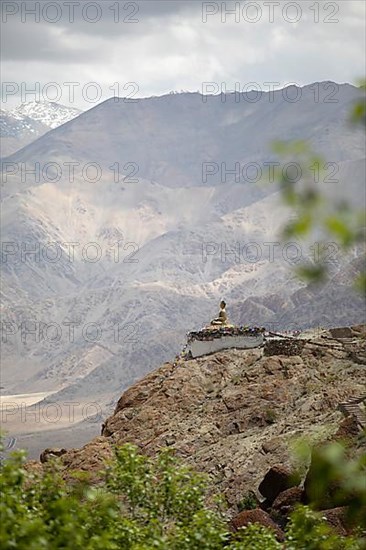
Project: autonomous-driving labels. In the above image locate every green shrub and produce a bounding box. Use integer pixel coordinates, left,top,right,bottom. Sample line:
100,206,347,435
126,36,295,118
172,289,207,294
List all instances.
286,506,362,550
0,438,365,549
237,491,258,512
231,524,282,549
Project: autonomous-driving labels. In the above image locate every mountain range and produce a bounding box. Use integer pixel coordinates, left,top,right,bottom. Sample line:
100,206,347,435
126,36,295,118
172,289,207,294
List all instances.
1,82,365,452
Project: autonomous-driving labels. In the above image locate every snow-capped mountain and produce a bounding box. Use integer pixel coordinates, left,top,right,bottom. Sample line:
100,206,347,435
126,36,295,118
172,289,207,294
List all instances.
10,101,82,130
1,83,365,414
0,101,82,157
0,109,48,157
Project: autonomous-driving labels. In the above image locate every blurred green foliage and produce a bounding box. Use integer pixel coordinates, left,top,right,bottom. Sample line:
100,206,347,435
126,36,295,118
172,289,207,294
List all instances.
1,437,365,549
302,441,366,526
286,506,362,550
273,82,366,293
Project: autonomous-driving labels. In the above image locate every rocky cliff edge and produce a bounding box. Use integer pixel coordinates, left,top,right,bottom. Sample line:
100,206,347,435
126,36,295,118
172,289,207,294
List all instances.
32,326,366,511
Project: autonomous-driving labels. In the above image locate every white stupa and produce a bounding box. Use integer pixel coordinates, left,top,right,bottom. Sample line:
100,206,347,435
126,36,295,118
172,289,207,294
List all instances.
184,301,265,359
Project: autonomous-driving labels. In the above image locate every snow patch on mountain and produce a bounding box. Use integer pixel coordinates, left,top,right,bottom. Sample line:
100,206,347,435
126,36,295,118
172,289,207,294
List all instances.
1,101,82,157
9,101,82,129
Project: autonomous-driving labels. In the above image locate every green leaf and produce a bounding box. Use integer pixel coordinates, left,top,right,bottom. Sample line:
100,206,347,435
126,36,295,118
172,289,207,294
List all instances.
324,216,355,248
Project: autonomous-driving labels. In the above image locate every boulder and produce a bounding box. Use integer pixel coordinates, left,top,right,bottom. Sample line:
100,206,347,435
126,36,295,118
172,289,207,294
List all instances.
329,327,353,339
40,448,67,463
262,437,285,455
271,487,304,518
231,508,285,541
259,465,300,503
321,507,349,537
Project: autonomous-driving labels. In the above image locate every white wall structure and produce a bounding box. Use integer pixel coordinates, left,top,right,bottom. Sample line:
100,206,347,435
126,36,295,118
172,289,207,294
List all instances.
187,334,264,358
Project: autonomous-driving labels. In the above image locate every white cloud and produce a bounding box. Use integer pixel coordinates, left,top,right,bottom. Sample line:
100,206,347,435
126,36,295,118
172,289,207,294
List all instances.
1,0,365,110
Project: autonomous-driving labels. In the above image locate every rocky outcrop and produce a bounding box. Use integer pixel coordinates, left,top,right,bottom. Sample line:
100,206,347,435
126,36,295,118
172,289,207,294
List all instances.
40,448,67,463
57,437,113,483
33,326,365,513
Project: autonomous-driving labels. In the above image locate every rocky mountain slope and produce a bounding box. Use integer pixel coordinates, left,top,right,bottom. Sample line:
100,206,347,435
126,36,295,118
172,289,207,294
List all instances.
28,325,366,515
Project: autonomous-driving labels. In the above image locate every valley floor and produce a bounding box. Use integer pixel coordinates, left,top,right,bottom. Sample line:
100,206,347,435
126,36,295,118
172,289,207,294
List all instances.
0,391,101,460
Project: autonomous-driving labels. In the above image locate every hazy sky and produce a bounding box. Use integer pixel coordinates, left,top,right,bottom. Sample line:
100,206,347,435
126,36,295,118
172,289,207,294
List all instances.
1,0,365,110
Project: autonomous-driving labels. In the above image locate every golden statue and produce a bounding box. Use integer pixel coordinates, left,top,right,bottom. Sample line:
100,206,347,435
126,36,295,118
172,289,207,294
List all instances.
211,300,228,326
